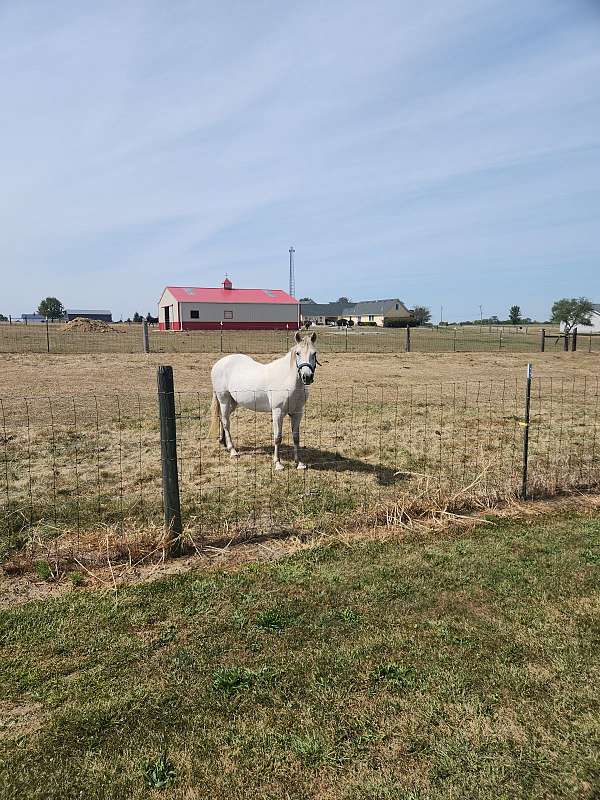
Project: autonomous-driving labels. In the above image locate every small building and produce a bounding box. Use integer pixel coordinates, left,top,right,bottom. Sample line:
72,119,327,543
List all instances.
158,277,299,330
21,314,47,324
65,309,113,322
560,304,600,334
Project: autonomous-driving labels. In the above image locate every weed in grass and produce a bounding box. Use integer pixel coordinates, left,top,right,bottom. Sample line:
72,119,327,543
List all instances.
212,666,256,694
290,732,331,766
335,607,360,624
67,571,85,587
255,607,296,631
34,560,53,581
582,549,600,565
371,662,417,690
143,751,176,790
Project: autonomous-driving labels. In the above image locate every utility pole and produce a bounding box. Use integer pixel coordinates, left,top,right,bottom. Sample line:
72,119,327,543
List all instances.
289,247,295,299
479,305,483,326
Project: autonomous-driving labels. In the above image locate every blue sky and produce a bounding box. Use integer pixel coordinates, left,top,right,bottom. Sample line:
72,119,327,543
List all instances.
1,1,599,321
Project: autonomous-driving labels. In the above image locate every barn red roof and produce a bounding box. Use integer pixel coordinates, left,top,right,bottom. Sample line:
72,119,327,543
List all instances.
164,286,297,304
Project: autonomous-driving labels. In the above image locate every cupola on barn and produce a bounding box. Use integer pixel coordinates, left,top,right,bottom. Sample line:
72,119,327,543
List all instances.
158,277,299,330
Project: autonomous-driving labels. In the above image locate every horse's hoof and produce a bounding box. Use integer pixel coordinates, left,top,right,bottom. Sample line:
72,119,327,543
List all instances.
229,449,239,458
274,461,285,471
296,462,307,470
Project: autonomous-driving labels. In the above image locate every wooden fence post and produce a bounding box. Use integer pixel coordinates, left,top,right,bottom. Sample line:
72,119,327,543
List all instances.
571,328,577,352
157,366,182,555
142,320,150,353
45,318,50,353
405,326,411,353
539,328,545,352
563,332,569,352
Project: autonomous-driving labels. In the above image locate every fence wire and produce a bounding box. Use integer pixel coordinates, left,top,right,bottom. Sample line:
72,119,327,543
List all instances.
1,377,599,568
1,322,599,355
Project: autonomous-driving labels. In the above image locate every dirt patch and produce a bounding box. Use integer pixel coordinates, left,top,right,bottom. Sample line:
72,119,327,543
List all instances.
62,318,121,334
0,701,45,740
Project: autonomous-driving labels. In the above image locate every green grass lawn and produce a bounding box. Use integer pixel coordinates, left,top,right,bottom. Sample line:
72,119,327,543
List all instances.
1,513,599,799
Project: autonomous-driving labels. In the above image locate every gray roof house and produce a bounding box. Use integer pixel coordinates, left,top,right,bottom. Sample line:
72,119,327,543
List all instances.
300,298,413,326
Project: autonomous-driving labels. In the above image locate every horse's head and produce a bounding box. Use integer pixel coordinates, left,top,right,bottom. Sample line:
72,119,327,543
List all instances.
293,330,318,386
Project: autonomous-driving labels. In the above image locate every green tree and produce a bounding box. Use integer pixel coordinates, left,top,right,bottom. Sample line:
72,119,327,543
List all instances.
37,297,65,319
551,297,593,333
298,297,315,303
509,305,521,325
337,297,350,305
133,312,142,323
0,313,7,322
412,305,431,325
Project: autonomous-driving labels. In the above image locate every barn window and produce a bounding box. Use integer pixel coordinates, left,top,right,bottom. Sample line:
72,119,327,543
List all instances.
190,310,199,319
224,310,233,320
395,303,399,310
368,315,374,321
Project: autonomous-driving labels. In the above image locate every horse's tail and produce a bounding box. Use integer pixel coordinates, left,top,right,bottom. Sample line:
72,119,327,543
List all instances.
209,393,221,438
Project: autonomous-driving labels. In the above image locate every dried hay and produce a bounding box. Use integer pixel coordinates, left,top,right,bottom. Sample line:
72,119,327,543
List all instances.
62,318,121,333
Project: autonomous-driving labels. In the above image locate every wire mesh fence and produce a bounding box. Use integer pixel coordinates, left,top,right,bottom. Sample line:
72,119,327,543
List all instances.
2,374,599,570
1,321,598,355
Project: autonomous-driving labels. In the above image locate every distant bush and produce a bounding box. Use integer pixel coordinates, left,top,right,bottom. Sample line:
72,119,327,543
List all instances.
357,321,377,327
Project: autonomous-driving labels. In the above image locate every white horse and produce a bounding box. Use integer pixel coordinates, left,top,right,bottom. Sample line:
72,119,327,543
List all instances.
210,331,318,470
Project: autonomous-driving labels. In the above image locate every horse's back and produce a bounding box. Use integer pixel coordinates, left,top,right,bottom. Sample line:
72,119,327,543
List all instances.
211,354,269,403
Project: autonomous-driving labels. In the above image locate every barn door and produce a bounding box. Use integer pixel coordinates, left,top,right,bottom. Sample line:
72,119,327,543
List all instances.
164,306,171,330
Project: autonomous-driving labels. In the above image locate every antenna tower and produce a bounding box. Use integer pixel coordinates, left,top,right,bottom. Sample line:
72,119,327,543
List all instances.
289,246,295,298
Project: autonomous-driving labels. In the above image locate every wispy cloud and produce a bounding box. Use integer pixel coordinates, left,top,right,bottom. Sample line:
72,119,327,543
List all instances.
1,0,599,319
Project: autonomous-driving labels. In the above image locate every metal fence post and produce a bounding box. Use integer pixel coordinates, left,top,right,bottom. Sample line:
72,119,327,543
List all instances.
521,363,532,499
220,321,223,352
539,328,545,352
345,324,348,351
571,328,577,352
142,320,150,353
157,366,182,554
45,318,50,353
405,326,411,353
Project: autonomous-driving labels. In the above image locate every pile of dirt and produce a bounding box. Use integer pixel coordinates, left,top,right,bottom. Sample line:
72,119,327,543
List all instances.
62,318,121,333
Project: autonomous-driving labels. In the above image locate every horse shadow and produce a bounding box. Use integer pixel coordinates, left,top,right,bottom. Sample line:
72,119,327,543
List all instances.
234,443,398,486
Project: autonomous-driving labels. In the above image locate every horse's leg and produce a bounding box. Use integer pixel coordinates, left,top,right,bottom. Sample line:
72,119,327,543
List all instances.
290,412,307,469
272,406,285,471
219,395,238,457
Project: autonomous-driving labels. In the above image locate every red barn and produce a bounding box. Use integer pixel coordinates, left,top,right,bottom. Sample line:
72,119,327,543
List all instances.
158,277,299,331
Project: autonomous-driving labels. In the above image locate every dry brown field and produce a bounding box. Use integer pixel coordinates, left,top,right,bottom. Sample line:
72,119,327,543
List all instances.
1,350,599,568
2,349,598,395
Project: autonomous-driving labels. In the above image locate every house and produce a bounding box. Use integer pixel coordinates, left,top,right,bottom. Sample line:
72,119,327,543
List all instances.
342,299,412,327
65,310,113,322
300,298,413,327
158,277,299,330
300,301,347,326
560,304,600,334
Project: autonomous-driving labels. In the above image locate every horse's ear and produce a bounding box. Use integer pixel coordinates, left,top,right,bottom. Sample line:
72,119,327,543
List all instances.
295,331,302,343
310,331,317,343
